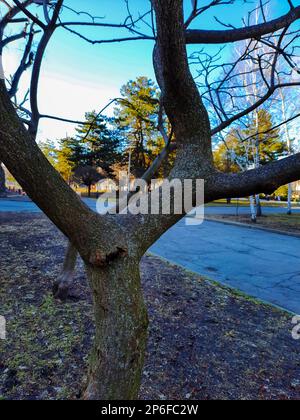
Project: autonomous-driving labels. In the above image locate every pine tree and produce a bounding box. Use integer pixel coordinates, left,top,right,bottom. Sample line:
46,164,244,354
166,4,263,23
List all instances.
244,109,287,165
114,77,161,177
214,134,241,173
73,112,123,177
39,140,57,166
56,138,76,184
214,109,287,171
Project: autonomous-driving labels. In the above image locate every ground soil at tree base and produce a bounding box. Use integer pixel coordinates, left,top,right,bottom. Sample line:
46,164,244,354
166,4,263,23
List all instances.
0,213,299,400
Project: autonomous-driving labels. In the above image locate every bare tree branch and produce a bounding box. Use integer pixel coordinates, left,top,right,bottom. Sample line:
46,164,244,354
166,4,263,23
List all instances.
186,5,300,44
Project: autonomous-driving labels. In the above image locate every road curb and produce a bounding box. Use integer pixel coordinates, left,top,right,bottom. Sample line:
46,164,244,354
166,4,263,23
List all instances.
205,217,300,239
147,252,296,315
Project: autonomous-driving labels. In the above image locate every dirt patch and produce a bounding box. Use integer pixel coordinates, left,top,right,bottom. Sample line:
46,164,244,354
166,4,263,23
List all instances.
0,213,300,400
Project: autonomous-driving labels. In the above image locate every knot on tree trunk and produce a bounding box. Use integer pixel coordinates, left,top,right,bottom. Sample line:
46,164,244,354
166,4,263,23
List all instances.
89,247,128,267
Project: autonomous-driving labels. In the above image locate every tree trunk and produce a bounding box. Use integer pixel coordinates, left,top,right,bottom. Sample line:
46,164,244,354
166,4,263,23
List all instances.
0,163,6,197
256,194,262,217
279,88,293,216
287,183,292,215
53,242,78,300
83,258,149,400
250,195,257,222
254,110,262,218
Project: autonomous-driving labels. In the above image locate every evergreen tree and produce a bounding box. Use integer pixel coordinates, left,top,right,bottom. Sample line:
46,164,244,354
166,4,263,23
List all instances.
74,165,105,197
74,112,123,177
56,138,76,183
214,135,241,173
244,109,287,164
114,77,161,177
214,109,287,171
39,140,58,167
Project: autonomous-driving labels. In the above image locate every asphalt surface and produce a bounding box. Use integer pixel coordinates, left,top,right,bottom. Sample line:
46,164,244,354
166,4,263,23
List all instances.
1,197,300,214
150,218,300,314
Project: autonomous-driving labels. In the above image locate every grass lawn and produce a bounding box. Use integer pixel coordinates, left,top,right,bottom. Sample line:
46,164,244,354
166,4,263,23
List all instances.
208,199,300,208
207,213,300,235
0,213,300,400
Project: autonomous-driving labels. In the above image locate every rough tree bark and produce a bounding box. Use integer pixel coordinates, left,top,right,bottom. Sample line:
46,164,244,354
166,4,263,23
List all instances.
1,0,300,400
83,259,149,400
53,242,78,300
185,5,300,44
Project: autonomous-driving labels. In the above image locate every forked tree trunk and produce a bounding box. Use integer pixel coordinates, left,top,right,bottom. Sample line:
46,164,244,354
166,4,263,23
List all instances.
83,258,149,400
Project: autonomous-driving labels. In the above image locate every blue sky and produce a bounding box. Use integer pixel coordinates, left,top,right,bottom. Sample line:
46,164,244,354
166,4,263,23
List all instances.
2,0,299,141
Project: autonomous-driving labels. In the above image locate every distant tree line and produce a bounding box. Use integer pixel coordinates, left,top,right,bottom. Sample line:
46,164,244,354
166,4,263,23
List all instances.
38,76,294,203
214,109,289,200
39,77,175,196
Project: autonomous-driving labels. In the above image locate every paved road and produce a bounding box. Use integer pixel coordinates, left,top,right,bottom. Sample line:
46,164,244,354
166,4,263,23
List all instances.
1,197,300,215
0,197,97,213
0,199,41,212
1,198,300,313
151,219,300,314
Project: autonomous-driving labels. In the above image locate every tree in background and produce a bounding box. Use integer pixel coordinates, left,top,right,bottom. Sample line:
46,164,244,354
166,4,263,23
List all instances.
39,81,173,187
58,136,84,171
39,138,75,184
214,134,241,174
214,110,285,170
195,5,300,219
48,114,124,186
39,139,57,166
244,110,287,165
56,138,75,184
114,77,162,177
214,109,287,213
277,86,298,214
74,112,123,177
74,165,105,197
